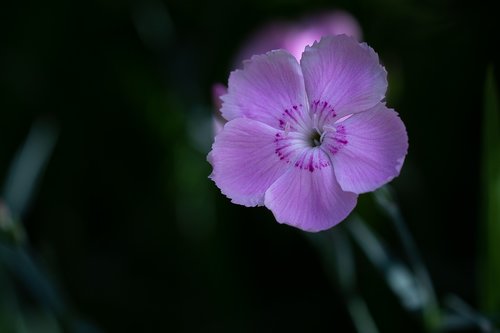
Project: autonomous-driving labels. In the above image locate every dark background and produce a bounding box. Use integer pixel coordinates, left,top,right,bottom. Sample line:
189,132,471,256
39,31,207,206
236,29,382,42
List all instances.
1,0,499,332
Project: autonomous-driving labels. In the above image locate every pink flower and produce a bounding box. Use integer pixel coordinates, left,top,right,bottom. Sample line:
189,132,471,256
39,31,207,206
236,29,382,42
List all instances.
208,35,408,232
235,11,362,63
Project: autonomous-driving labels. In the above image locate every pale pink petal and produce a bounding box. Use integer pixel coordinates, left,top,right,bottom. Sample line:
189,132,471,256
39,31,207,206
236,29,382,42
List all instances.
212,83,227,114
264,149,358,232
212,116,224,136
209,118,293,207
221,50,309,130
324,104,408,193
211,83,228,136
300,35,387,118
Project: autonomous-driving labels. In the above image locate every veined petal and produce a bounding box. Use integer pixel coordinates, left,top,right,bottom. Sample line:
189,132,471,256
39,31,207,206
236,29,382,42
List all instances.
208,118,292,207
264,149,358,232
300,35,387,118
221,50,310,131
324,104,408,193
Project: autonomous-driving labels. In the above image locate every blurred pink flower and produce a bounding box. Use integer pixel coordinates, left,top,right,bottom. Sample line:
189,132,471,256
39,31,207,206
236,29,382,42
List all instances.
235,10,362,63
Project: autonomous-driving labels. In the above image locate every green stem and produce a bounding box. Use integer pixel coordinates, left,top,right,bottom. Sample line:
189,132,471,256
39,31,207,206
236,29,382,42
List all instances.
479,67,500,315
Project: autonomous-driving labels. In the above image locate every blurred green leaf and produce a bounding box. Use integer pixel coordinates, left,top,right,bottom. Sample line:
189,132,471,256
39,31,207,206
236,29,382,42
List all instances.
347,216,425,312
373,188,441,331
479,67,500,314
0,243,64,316
2,118,58,219
1,259,61,333
0,202,26,246
0,269,22,333
443,295,496,332
0,244,103,333
307,227,380,333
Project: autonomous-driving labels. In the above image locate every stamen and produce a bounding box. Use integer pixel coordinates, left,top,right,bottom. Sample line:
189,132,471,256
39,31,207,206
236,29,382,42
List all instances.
323,124,336,133
335,114,353,124
312,113,319,132
319,131,328,143
284,122,290,135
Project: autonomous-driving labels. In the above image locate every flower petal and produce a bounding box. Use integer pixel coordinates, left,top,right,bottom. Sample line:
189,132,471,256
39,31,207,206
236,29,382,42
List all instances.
325,104,408,193
300,35,387,117
208,118,291,207
221,50,309,130
264,149,358,232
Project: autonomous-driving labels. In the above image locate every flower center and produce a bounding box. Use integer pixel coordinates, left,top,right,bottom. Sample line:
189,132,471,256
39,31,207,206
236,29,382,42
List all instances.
310,130,322,147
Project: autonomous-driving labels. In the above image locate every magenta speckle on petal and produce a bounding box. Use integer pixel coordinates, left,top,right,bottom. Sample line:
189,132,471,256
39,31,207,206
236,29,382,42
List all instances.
308,154,315,172
274,132,295,163
334,138,348,144
290,149,331,172
310,99,337,125
277,104,308,131
284,109,297,122
325,124,348,155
